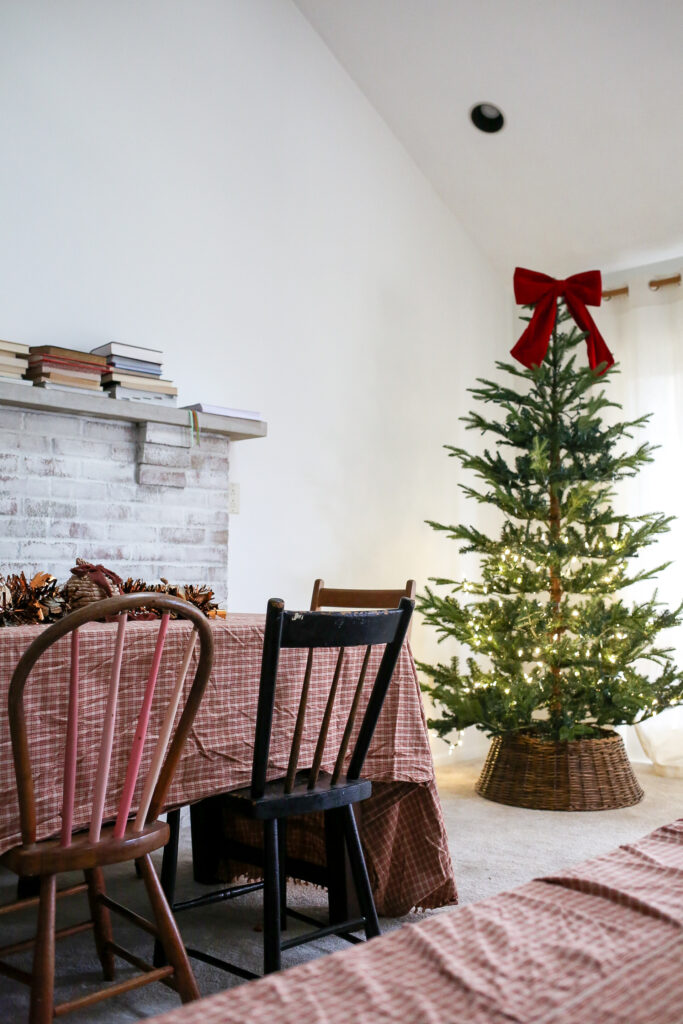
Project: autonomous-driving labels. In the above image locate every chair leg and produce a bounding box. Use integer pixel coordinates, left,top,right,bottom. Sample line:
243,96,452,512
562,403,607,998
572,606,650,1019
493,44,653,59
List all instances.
277,818,287,931
137,854,199,1003
342,805,380,939
84,867,116,980
263,819,281,974
154,807,181,968
29,874,56,1024
324,807,349,924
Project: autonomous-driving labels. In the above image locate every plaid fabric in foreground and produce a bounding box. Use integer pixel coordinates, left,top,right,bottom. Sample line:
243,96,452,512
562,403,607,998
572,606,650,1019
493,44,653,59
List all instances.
145,820,683,1024
0,615,456,915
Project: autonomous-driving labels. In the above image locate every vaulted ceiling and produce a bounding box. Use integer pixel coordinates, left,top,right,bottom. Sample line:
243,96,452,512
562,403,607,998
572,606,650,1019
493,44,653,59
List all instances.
294,0,683,277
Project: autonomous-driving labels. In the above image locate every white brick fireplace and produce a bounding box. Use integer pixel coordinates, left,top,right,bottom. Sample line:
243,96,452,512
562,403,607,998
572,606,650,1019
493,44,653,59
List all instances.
0,383,266,603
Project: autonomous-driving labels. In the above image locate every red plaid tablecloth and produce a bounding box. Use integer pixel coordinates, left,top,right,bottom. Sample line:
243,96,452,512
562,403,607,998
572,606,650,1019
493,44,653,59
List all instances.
145,819,683,1024
0,615,456,915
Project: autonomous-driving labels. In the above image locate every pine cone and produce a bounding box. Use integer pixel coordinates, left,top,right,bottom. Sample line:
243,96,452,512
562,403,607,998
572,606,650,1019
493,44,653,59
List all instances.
120,577,218,618
183,584,218,615
0,571,66,626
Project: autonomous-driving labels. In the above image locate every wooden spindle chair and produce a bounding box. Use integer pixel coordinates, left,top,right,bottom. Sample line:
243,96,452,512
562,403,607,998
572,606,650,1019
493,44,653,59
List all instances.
159,595,413,978
310,578,416,639
0,593,214,1024
310,578,416,612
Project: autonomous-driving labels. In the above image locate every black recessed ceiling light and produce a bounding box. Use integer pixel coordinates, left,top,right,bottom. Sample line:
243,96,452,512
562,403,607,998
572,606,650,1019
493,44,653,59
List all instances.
470,102,505,133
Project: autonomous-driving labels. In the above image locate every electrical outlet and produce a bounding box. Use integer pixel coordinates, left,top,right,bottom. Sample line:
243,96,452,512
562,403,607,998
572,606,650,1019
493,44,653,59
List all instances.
228,482,240,515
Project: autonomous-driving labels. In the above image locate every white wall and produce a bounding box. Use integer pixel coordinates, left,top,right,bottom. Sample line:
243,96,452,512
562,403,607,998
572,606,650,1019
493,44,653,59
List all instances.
0,0,509,716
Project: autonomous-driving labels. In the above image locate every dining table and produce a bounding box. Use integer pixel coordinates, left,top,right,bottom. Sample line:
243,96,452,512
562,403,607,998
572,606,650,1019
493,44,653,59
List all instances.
144,819,683,1024
0,614,457,916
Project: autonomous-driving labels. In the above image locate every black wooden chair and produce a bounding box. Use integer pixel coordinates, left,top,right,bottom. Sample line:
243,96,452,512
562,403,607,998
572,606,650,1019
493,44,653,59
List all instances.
157,596,413,977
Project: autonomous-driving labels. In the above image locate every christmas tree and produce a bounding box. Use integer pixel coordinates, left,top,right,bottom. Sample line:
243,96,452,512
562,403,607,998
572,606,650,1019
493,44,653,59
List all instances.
420,269,683,744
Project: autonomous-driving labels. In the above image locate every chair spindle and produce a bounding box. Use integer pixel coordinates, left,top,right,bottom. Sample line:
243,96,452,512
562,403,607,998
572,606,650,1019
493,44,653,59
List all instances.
89,614,127,843
284,649,314,794
308,648,345,790
134,627,198,831
60,630,81,846
331,645,372,786
114,612,170,838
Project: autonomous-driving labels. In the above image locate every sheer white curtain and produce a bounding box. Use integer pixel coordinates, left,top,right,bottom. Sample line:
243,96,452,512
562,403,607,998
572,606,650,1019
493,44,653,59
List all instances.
594,259,683,776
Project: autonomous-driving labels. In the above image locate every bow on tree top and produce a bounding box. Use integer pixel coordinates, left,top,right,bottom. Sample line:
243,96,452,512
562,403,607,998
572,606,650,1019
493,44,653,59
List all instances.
510,267,614,373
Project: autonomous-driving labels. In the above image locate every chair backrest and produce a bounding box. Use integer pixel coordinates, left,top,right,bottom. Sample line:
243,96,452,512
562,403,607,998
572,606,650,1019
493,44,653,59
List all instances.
250,597,414,799
8,593,214,849
311,579,416,642
310,579,416,611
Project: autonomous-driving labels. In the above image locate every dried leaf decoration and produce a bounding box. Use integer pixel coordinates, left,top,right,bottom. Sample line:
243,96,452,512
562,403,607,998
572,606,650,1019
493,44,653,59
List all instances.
0,568,222,626
30,571,55,589
0,571,66,626
120,577,219,619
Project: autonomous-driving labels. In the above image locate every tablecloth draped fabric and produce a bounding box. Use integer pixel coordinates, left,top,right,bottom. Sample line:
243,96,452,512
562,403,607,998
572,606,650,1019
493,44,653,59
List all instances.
144,819,683,1024
0,615,456,915
203,778,456,917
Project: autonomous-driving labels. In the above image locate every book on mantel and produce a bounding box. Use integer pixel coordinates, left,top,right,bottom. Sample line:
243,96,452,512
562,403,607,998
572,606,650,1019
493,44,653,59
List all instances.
106,356,162,376
0,340,30,356
0,340,30,380
28,346,105,392
27,353,103,372
0,353,28,374
30,346,107,367
90,341,163,361
31,381,104,394
101,371,177,396
90,339,163,364
0,370,31,382
91,343,162,377
30,373,102,390
27,355,103,381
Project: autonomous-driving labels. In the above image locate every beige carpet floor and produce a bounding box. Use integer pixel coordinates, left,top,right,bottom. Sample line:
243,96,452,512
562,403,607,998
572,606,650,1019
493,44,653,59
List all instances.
437,757,683,906
0,758,680,1021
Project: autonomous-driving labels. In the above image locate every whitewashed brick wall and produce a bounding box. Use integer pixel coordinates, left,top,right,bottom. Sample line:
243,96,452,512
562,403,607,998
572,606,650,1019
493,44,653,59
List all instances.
0,404,230,602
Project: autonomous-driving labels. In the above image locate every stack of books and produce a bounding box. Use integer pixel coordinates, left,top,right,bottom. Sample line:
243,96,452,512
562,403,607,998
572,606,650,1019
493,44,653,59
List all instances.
90,342,177,405
0,340,31,385
27,346,107,392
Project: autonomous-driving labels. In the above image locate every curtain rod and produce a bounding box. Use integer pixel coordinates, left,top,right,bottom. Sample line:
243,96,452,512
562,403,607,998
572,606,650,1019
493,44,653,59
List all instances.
602,272,681,301
649,273,681,291
602,286,629,301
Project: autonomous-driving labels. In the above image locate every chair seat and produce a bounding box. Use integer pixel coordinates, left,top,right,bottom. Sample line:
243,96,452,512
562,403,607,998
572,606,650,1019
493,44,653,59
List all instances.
223,771,372,820
0,820,170,877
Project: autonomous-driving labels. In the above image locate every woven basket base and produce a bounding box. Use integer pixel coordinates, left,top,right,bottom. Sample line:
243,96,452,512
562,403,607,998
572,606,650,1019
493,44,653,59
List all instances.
476,732,644,811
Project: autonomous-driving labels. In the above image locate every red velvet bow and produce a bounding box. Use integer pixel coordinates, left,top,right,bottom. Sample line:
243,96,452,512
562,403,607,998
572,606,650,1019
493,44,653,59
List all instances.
510,267,614,373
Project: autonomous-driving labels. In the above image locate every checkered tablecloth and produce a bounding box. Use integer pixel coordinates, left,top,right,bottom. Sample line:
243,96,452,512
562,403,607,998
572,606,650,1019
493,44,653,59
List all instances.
0,615,456,914
145,819,683,1024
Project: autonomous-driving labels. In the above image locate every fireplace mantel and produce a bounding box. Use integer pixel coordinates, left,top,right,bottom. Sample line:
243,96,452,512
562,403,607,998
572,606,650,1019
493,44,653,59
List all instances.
0,382,266,603
0,381,267,441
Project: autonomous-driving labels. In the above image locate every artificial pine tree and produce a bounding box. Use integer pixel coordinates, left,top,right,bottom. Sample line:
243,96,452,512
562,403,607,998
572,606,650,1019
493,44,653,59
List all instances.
419,270,683,795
